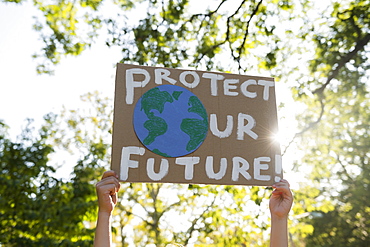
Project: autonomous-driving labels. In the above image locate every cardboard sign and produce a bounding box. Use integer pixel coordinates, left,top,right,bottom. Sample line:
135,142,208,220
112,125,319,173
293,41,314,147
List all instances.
111,63,282,186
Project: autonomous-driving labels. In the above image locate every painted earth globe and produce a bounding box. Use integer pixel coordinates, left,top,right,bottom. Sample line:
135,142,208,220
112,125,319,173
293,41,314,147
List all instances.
133,84,208,157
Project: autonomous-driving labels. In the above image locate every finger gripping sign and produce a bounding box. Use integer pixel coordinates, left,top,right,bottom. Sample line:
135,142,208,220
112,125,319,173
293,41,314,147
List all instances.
111,64,282,186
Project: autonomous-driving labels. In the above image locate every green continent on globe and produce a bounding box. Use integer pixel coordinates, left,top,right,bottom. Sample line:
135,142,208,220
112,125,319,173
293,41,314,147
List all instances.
141,87,173,146
180,96,208,152
181,119,208,151
143,113,168,145
172,91,183,100
141,87,174,115
187,96,208,120
152,149,170,157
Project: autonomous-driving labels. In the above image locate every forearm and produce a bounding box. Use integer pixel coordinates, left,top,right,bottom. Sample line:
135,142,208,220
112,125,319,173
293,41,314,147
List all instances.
270,216,288,247
94,211,112,247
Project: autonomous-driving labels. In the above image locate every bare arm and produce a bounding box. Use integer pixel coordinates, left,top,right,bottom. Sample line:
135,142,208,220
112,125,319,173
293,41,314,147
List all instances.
94,170,121,247
269,179,293,247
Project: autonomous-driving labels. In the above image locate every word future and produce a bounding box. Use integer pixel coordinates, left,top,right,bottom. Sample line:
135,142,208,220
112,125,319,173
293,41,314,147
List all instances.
121,146,282,183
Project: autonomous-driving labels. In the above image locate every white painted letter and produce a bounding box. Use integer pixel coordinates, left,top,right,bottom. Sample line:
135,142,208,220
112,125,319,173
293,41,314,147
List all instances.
210,114,233,138
232,156,252,181
205,156,227,180
257,80,275,101
126,68,150,104
120,146,145,180
274,154,282,182
240,79,257,98
154,69,177,85
202,73,225,96
179,71,200,88
254,157,271,181
224,79,239,96
146,158,169,181
175,157,200,180
237,113,258,140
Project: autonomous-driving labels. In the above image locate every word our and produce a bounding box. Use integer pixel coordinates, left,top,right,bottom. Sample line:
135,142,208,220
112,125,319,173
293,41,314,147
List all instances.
120,146,282,183
125,68,275,104
210,113,258,140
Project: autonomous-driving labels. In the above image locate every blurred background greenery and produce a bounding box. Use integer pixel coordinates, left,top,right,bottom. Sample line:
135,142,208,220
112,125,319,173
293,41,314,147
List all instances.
1,0,369,246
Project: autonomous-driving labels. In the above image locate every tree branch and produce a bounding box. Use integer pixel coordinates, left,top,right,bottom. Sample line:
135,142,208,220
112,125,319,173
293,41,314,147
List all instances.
237,0,263,71
282,97,325,156
335,153,354,183
226,0,247,65
284,32,370,155
183,196,217,246
313,32,370,96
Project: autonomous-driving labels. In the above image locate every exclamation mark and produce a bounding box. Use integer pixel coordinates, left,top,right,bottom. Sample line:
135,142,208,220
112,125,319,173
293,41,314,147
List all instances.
275,154,282,182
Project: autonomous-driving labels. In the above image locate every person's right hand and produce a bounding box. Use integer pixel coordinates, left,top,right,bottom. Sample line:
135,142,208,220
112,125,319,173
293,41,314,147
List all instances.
96,170,121,214
269,179,293,219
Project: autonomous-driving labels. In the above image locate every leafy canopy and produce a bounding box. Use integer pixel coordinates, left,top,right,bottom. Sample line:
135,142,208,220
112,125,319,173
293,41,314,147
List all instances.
2,0,370,246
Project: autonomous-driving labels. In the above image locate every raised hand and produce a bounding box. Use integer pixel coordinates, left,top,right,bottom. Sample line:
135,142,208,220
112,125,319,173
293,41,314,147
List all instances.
96,170,121,214
269,179,293,219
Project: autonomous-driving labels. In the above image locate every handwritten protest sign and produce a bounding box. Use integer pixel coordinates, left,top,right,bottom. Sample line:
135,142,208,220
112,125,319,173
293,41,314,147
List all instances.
111,64,282,186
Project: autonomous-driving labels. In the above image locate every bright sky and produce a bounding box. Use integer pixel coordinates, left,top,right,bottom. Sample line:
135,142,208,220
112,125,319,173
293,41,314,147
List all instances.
0,1,302,187
0,1,121,139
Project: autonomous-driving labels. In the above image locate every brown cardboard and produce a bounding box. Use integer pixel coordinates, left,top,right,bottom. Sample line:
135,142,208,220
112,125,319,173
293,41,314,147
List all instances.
111,64,282,186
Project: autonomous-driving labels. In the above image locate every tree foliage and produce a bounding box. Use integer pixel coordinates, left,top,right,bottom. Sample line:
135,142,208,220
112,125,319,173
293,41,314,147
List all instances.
5,0,296,74
289,0,370,245
2,0,370,246
0,118,101,246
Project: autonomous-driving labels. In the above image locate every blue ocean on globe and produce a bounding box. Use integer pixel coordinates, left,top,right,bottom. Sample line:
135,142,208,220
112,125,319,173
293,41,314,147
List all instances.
133,84,209,158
